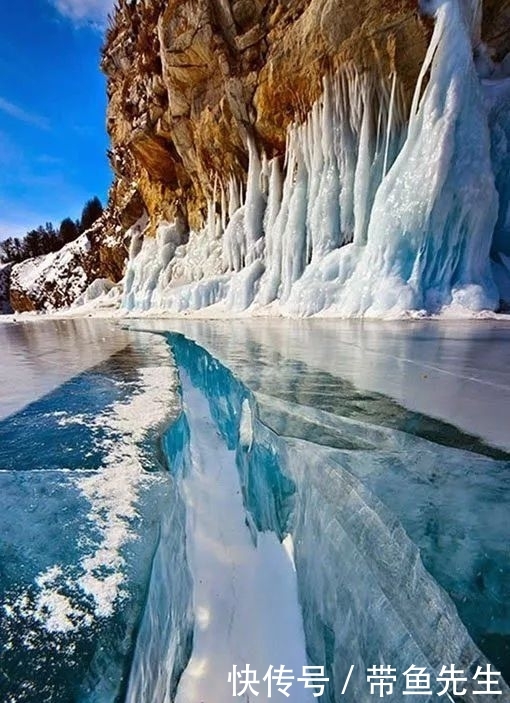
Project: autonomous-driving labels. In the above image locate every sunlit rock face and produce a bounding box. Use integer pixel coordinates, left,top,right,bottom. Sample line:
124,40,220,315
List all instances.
102,0,431,232
102,0,509,233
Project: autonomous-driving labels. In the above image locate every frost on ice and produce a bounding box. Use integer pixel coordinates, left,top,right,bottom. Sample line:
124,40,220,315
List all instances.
1,338,180,639
122,0,510,318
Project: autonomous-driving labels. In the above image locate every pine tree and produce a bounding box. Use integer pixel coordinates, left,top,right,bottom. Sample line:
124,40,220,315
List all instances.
59,217,79,244
79,197,103,233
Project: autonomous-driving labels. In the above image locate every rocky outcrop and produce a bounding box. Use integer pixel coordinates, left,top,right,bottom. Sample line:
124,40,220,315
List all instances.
8,214,130,312
101,0,510,238
7,184,145,313
10,236,96,312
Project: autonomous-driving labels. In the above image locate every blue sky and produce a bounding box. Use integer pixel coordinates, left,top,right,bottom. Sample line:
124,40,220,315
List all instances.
0,0,115,238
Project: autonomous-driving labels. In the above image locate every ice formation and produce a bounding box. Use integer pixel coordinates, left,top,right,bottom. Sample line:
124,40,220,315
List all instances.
155,332,510,702
121,0,510,317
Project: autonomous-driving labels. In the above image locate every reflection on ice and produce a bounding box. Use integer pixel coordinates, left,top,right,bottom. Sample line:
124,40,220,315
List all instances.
144,317,510,453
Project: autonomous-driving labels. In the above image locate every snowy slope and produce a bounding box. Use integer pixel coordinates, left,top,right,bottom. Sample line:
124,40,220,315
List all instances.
9,233,114,312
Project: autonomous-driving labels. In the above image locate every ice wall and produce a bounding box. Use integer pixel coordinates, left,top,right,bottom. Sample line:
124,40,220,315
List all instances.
122,0,509,317
485,76,510,305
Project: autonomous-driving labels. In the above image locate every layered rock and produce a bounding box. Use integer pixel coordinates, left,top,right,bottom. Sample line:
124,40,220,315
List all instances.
101,0,510,239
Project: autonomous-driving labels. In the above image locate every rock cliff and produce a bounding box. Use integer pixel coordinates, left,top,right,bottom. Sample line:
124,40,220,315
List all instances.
102,0,426,233
101,0,509,236
6,0,510,313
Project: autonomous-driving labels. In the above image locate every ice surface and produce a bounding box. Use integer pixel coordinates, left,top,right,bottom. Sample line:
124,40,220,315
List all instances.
3,318,509,701
257,393,510,681
125,469,193,703
0,325,181,702
139,317,510,453
119,0,510,318
162,331,510,702
0,319,132,420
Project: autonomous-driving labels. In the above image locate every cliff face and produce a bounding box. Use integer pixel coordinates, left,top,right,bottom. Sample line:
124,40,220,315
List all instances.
102,0,429,233
101,0,510,240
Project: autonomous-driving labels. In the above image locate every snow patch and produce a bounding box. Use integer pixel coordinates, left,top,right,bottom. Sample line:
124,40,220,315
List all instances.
2,339,180,634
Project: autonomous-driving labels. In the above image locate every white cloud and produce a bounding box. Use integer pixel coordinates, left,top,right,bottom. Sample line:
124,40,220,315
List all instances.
0,98,49,131
51,0,115,25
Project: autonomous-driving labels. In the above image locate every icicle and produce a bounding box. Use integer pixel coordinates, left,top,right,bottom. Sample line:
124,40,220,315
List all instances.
280,131,309,302
383,72,397,177
228,177,240,219
207,198,216,242
220,184,227,233
263,157,282,249
339,0,499,315
308,76,342,259
257,131,294,305
244,136,266,265
352,76,375,245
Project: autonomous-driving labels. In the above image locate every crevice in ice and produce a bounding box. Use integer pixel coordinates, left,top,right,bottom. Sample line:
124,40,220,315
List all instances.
156,335,312,703
155,333,510,702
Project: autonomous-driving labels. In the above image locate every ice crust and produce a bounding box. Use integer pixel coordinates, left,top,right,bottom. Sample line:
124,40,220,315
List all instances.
3,320,509,701
121,0,510,318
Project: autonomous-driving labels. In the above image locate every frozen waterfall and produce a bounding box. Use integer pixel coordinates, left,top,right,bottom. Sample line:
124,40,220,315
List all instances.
122,0,510,317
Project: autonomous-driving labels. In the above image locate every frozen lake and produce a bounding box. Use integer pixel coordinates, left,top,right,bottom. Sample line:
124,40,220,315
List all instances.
139,317,510,452
0,317,509,702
